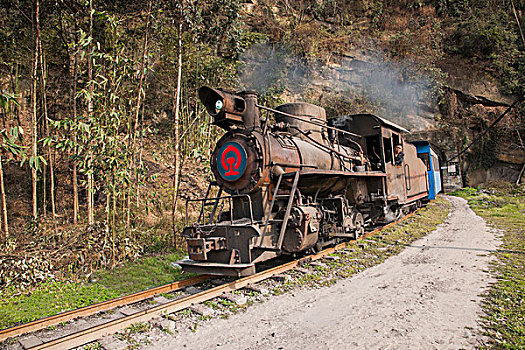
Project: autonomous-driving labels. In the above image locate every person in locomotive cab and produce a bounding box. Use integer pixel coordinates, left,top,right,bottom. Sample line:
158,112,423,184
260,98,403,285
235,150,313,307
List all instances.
394,144,404,166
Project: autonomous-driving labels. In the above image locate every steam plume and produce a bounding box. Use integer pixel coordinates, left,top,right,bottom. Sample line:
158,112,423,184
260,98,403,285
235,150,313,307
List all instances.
238,43,437,131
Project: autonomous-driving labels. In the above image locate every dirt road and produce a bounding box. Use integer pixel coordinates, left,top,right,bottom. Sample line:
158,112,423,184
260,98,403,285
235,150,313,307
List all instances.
147,196,499,349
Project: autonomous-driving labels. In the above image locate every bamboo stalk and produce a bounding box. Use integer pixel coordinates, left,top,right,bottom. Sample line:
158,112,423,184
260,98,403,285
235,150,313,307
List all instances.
510,0,525,47
87,0,94,225
39,42,58,234
128,0,153,232
112,188,116,267
72,20,79,224
0,156,8,239
171,6,183,248
31,0,40,220
517,163,525,185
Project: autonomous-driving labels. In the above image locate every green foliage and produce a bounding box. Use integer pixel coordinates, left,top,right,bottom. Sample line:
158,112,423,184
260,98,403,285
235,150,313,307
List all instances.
0,126,25,159
0,250,191,328
468,131,500,170
443,2,524,95
448,186,479,197
125,322,150,334
0,91,18,113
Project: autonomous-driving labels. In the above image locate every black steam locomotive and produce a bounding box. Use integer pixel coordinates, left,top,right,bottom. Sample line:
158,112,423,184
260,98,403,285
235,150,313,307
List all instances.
180,87,429,276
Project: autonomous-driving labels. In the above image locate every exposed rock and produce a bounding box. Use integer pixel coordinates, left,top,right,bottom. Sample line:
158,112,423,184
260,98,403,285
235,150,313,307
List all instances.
153,295,171,305
184,286,201,295
222,293,248,306
310,261,329,269
118,306,139,316
244,285,270,295
18,335,43,349
151,318,176,333
271,274,291,282
98,335,128,350
294,267,312,274
190,304,215,316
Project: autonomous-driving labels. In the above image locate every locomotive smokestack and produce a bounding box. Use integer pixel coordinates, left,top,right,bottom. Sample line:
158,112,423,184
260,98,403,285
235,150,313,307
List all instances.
239,91,260,130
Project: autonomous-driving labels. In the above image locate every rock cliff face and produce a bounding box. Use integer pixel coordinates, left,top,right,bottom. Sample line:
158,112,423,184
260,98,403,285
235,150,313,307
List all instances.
240,1,523,186
240,45,438,130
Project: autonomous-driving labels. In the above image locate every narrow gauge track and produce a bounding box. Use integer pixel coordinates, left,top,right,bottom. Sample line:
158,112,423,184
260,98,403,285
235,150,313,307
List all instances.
5,210,420,350
0,275,211,342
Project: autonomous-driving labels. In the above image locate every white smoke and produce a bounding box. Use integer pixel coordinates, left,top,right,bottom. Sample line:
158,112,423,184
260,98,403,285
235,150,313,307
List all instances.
238,43,437,130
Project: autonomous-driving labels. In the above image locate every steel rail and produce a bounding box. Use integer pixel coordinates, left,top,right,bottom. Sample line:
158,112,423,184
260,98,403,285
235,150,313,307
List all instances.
25,209,421,349
0,274,211,342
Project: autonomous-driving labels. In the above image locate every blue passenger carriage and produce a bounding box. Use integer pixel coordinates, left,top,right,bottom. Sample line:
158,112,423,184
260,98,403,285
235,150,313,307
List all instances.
412,141,442,200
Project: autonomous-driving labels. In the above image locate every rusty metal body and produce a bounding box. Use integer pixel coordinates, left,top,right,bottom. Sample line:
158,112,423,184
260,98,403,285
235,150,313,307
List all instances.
180,87,429,276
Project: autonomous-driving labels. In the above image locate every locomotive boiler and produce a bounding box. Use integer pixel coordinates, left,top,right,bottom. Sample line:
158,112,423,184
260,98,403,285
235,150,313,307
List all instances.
180,87,429,276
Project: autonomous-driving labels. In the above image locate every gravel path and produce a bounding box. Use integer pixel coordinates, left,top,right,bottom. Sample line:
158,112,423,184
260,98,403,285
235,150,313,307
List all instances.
147,196,499,349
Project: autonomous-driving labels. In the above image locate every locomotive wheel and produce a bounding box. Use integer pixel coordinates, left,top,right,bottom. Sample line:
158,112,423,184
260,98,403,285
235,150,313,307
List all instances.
353,212,364,239
393,207,403,221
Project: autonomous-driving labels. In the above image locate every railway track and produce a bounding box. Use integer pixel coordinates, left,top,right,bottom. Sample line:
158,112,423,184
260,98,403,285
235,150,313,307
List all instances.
0,275,211,343
2,210,419,350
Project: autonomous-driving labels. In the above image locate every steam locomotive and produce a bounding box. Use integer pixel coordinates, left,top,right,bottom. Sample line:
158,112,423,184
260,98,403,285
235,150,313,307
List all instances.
180,87,429,276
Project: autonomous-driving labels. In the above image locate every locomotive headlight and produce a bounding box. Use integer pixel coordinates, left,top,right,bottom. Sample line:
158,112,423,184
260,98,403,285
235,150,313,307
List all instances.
215,99,224,114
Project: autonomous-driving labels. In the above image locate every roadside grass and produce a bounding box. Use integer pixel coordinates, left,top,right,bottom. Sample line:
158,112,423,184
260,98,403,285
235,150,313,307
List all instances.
0,282,119,329
450,185,525,349
0,251,190,330
274,196,450,294
95,251,192,296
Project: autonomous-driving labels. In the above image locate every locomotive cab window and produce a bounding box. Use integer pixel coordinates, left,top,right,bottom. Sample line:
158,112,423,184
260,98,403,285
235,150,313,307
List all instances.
366,135,382,171
392,134,400,149
383,137,392,164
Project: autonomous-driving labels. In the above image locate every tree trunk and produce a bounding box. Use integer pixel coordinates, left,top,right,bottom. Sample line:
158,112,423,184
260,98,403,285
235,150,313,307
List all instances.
124,0,153,233
72,21,79,224
39,43,58,234
0,156,8,239
517,163,525,185
510,0,525,47
112,187,117,267
171,9,183,247
31,0,40,220
87,0,94,225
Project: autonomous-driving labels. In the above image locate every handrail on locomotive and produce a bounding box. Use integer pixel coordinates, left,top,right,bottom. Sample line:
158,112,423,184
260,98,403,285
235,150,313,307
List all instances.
185,183,255,226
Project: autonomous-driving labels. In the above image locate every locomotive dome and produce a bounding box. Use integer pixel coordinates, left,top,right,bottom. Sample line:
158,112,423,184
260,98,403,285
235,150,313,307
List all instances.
275,102,327,143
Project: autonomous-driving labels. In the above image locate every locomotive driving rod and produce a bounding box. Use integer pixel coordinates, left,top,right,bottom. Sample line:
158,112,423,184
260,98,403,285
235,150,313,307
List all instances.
256,104,362,139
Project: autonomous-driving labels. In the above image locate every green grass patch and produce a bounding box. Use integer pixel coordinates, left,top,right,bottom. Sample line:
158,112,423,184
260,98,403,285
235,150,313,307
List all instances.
450,185,525,349
95,251,192,296
0,282,119,329
0,250,191,330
